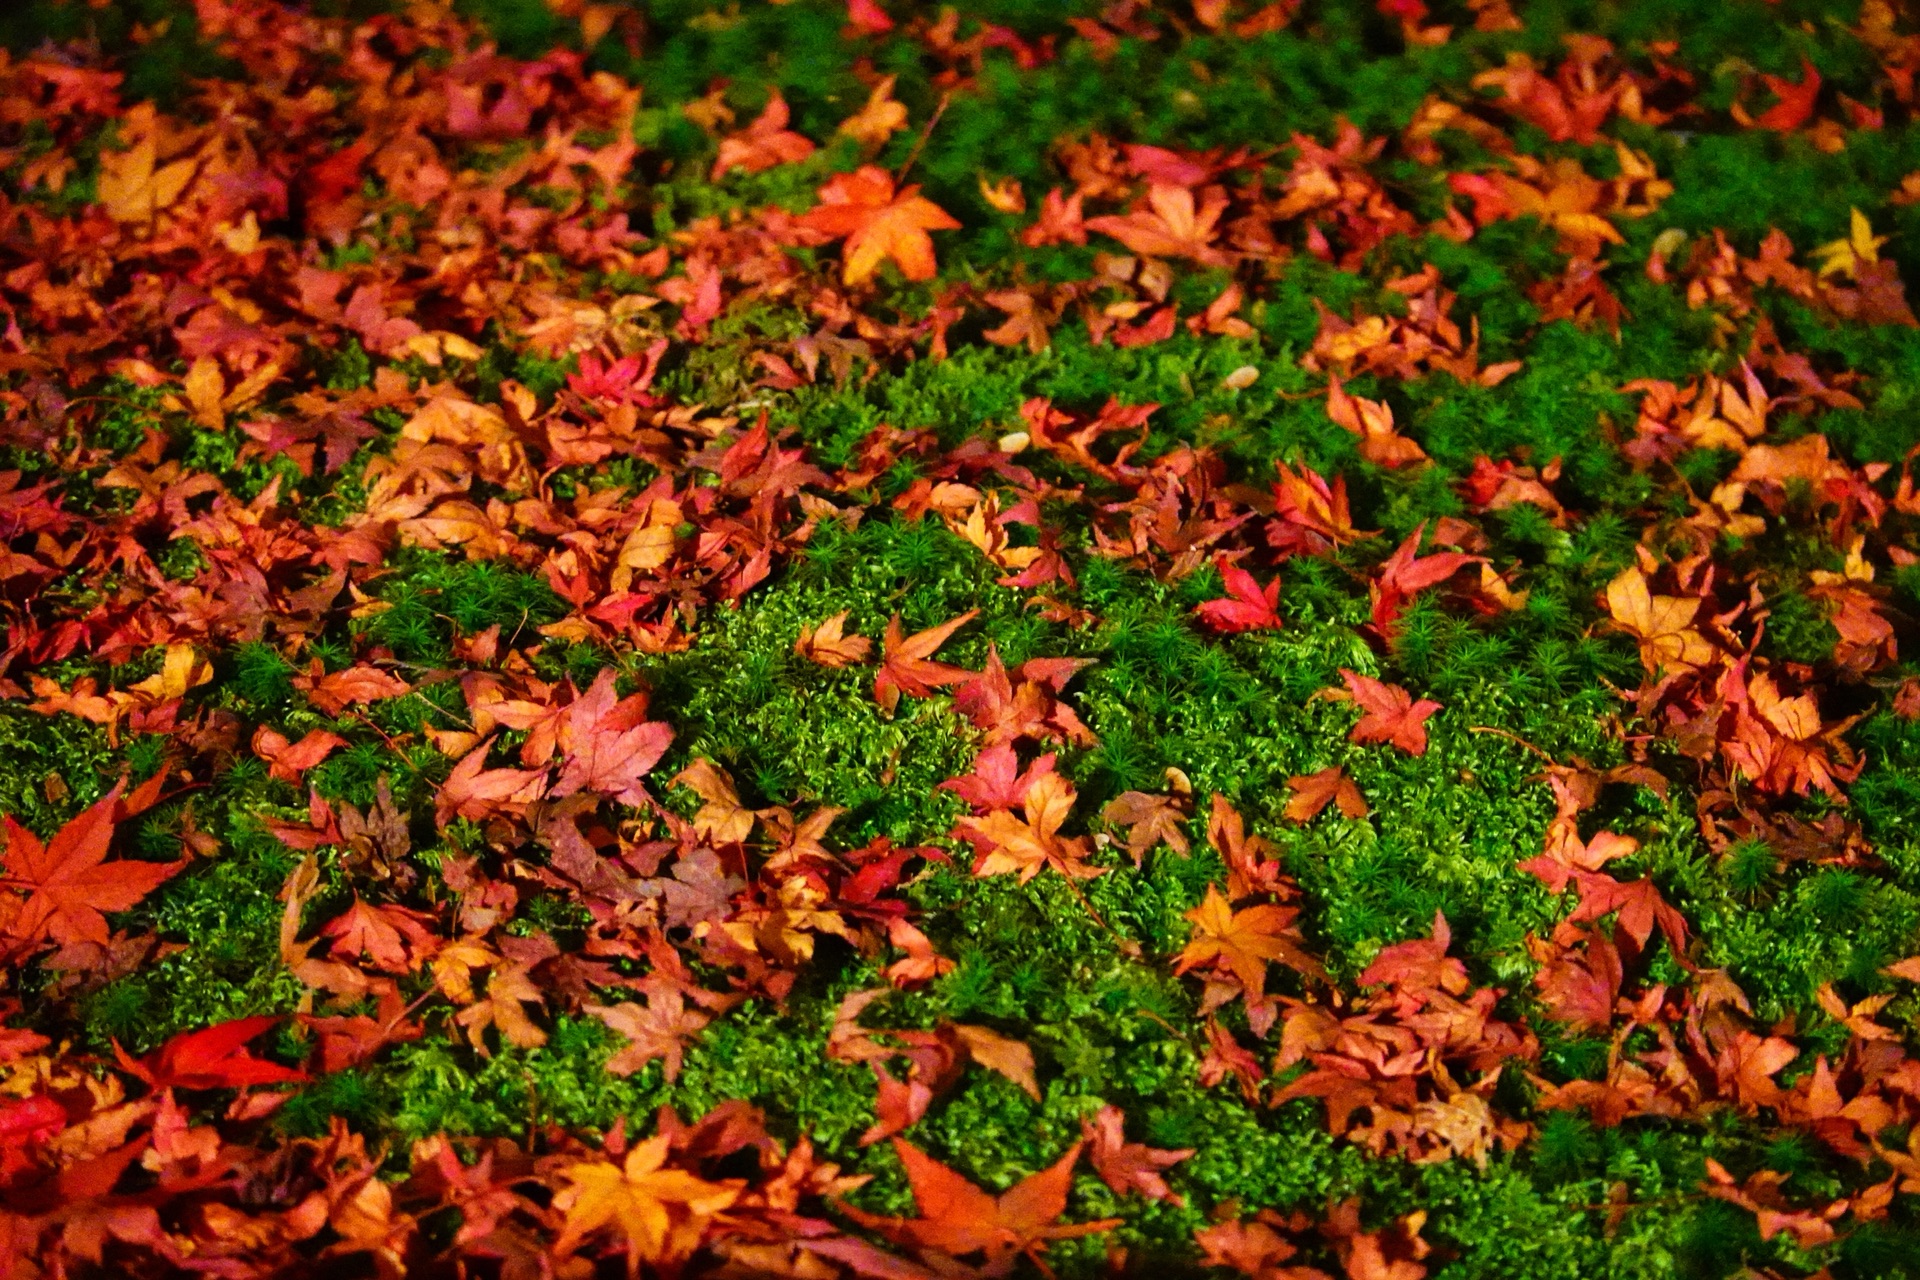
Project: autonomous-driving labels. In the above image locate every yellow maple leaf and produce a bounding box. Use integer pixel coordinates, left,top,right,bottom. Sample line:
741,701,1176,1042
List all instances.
552,1135,742,1272
96,104,198,224
1812,207,1886,280
1604,566,1716,675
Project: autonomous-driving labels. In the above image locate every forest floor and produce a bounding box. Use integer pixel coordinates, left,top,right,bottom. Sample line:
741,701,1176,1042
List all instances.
4,1,1920,1277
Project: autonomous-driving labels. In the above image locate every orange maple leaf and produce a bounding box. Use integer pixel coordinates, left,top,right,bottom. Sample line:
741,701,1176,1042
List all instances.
795,611,873,668
552,1134,743,1273
1603,566,1716,676
837,74,908,148
959,772,1103,883
1284,766,1369,822
873,609,977,713
711,90,816,180
1174,883,1324,995
800,165,961,285
1082,1103,1193,1205
1084,183,1232,265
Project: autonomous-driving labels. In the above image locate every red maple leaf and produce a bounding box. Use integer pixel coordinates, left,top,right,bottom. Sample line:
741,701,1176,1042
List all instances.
252,726,347,785
117,1015,308,1091
837,1139,1119,1272
1568,870,1690,957
874,610,978,714
1082,1103,1193,1205
1336,670,1441,756
937,743,1057,813
1529,923,1623,1033
1368,522,1483,637
435,738,550,827
551,668,674,807
1742,57,1821,132
1,779,183,953
1195,558,1284,633
711,89,816,180
844,0,894,36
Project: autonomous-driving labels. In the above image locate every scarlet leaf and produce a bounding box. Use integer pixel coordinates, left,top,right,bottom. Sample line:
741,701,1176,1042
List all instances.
1747,57,1822,132
1195,559,1284,633
118,1016,308,1091
837,1139,1119,1272
1336,670,1441,755
1,781,184,952
1369,522,1482,637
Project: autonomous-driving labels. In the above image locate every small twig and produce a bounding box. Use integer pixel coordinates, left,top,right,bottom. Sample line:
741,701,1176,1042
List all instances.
893,91,951,184
1055,870,1139,956
1468,724,1557,763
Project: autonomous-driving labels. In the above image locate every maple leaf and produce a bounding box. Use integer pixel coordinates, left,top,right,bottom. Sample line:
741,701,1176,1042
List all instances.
711,90,816,180
884,917,955,988
117,1016,308,1092
1739,56,1822,132
795,611,873,668
1283,767,1369,822
1603,567,1716,676
95,103,197,223
1336,670,1441,756
1567,871,1690,956
0,781,183,953
983,288,1054,353
552,1134,743,1273
434,739,550,827
1812,207,1886,280
844,0,894,36
1101,786,1192,864
1195,559,1284,633
1702,1158,1848,1250
1082,1104,1193,1205
838,74,908,147
939,744,1057,813
1174,884,1324,995
252,726,347,785
1368,522,1483,637
800,165,961,285
959,772,1103,882
669,758,758,845
551,669,673,807
1326,376,1427,469
1084,183,1232,264
838,1139,1119,1272
1527,923,1623,1033
873,610,978,714
299,663,413,716
587,992,710,1083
